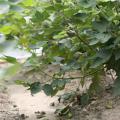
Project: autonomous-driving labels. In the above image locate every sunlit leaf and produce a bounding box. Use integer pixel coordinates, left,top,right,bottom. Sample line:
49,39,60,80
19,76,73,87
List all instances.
22,0,35,6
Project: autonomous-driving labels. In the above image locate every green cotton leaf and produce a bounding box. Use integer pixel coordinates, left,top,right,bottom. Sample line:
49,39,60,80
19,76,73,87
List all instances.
51,79,66,90
114,37,120,45
95,33,111,43
0,25,13,34
57,80,66,90
89,73,102,95
79,0,97,8
31,11,49,23
60,92,76,101
24,53,41,67
97,49,112,59
53,31,67,39
10,5,24,12
114,49,120,60
43,84,53,96
54,3,65,10
89,38,100,45
51,80,58,88
55,0,62,3
90,57,105,68
63,8,77,17
113,76,120,96
59,39,72,48
22,0,35,6
80,93,90,106
3,55,18,64
53,56,64,64
91,49,112,68
92,19,109,33
73,12,88,22
28,82,42,95
51,88,58,97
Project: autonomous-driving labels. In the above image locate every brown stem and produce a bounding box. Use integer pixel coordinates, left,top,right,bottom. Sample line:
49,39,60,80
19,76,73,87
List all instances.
40,68,102,85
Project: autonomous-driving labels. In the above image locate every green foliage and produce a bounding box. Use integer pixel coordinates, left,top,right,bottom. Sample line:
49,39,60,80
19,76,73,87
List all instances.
15,80,30,87
3,63,21,78
58,92,76,101
0,0,120,106
43,84,54,96
28,82,42,95
15,79,65,96
55,105,72,119
42,79,66,96
2,55,18,64
51,79,66,90
80,93,90,107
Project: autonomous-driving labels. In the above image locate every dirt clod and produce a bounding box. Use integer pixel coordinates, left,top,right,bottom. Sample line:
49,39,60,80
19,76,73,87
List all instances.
50,102,55,107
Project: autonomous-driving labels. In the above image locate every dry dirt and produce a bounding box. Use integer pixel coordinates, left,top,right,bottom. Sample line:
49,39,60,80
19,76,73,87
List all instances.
0,87,19,120
0,65,120,120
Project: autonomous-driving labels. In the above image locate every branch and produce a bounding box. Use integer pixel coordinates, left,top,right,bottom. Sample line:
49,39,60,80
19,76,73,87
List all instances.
40,68,102,85
39,69,53,78
74,28,94,51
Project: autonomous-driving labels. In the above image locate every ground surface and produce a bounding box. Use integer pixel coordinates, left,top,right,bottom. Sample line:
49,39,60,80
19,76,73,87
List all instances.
0,86,19,120
1,83,120,120
0,65,120,120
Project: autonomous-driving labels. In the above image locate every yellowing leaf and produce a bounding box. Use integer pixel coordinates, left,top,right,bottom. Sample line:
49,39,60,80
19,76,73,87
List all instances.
0,26,12,34
22,0,35,6
0,25,18,34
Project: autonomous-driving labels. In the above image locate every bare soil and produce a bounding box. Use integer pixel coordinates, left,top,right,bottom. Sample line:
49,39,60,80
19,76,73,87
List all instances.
0,65,120,120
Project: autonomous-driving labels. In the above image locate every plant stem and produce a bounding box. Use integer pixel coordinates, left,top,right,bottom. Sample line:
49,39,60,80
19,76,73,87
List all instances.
74,28,94,51
39,68,102,83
